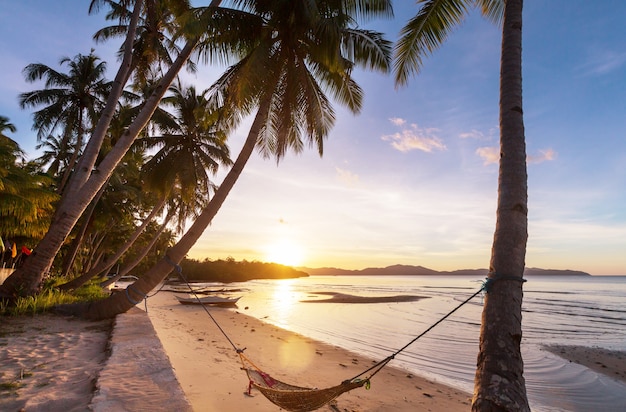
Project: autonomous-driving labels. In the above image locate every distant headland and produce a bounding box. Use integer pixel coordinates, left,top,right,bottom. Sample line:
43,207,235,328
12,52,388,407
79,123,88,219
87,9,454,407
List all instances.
298,264,592,277
175,258,591,283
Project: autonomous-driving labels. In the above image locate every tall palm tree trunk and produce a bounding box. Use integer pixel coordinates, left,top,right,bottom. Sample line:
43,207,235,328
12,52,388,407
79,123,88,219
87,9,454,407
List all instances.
76,103,268,320
472,0,529,411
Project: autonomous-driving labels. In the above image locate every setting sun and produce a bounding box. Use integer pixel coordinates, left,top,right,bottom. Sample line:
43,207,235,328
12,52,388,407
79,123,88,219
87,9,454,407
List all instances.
265,240,305,267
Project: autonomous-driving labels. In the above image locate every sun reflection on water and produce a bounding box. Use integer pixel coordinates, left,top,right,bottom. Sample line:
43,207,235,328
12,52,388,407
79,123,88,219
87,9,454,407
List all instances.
271,279,300,327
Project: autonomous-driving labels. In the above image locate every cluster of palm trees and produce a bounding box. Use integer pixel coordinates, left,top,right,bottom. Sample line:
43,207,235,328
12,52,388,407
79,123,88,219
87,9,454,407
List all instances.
0,1,529,410
2,50,231,289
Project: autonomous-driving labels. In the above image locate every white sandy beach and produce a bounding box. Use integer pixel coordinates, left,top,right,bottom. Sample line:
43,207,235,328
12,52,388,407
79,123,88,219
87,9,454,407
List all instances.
1,291,625,411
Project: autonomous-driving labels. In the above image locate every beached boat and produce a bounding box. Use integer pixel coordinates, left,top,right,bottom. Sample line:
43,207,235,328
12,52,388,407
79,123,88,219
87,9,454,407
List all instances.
175,295,241,307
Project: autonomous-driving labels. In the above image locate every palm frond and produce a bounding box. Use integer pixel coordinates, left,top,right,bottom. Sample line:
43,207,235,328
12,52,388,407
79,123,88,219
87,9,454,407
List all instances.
394,0,472,86
475,0,504,26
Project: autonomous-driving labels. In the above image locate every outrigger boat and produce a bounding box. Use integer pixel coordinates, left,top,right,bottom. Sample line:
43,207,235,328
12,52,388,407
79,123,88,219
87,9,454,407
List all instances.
175,295,241,307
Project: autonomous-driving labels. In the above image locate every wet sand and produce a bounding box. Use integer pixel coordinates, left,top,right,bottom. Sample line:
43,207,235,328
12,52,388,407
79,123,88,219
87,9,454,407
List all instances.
543,345,626,384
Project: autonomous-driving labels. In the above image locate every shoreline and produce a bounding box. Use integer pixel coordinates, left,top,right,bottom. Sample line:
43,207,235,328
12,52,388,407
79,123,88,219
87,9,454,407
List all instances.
146,292,473,411
1,291,625,411
542,345,626,384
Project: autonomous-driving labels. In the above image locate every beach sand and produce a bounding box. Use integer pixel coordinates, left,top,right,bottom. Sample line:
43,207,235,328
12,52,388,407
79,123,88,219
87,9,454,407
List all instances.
146,291,473,411
2,291,625,412
0,314,112,411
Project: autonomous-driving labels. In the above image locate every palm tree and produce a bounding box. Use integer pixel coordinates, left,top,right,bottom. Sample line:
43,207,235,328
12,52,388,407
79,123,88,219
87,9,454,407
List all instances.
0,116,17,141
142,78,231,212
34,134,71,177
90,0,196,85
75,0,393,320
56,88,172,282
0,1,222,300
394,0,529,410
19,52,110,193
62,79,231,290
0,124,59,240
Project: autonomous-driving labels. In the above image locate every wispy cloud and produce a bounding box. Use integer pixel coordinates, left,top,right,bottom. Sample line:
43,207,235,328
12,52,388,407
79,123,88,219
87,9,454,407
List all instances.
576,49,626,77
459,130,486,140
476,146,499,165
459,127,498,141
335,167,359,186
528,148,556,164
477,147,557,165
389,117,406,127
382,118,446,153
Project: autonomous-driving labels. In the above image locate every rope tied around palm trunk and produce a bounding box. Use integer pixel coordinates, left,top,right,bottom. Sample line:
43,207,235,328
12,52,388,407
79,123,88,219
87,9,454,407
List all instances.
483,271,527,292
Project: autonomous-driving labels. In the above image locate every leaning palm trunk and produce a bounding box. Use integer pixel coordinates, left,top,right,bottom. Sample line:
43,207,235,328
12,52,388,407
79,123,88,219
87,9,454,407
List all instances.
100,211,173,288
0,2,227,299
59,181,107,279
472,0,529,410
57,112,85,195
74,104,267,320
59,197,167,291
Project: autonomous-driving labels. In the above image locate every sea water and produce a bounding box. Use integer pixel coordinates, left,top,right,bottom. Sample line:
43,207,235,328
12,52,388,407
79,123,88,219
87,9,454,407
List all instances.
215,275,626,412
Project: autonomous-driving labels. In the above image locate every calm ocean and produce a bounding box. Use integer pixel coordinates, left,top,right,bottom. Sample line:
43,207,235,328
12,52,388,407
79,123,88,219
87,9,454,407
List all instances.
227,275,626,412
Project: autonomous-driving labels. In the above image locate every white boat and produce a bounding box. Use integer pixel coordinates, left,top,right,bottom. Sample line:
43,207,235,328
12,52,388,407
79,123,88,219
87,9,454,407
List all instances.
175,295,241,307
109,275,139,291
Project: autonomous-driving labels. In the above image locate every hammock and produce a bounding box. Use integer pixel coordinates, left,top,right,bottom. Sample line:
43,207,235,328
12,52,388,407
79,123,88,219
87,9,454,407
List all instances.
244,366,367,412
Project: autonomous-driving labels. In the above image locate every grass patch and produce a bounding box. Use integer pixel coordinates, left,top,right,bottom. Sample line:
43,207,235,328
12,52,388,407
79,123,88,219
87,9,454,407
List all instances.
0,277,108,316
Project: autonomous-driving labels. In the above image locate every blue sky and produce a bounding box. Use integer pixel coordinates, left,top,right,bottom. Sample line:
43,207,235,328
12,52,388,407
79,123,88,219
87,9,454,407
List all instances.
1,1,625,275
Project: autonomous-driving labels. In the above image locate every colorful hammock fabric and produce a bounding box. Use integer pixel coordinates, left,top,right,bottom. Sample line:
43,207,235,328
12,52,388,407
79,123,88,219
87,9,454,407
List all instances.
244,367,367,412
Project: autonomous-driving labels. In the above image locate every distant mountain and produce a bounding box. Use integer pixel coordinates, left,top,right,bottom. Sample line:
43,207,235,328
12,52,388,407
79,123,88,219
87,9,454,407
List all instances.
298,265,592,277
523,267,591,277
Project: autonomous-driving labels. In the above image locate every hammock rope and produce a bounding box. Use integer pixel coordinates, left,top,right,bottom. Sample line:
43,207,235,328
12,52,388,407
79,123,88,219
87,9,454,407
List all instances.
162,255,524,411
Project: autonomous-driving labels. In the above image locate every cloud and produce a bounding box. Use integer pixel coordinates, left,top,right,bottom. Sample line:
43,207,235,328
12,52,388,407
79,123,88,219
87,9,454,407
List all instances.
335,167,359,186
459,127,498,141
389,117,406,127
459,130,486,140
477,147,556,165
577,50,626,77
528,148,556,164
382,118,446,153
476,146,499,165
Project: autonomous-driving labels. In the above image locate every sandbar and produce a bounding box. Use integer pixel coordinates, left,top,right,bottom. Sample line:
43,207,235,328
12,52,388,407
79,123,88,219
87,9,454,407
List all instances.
300,292,426,304
542,345,626,383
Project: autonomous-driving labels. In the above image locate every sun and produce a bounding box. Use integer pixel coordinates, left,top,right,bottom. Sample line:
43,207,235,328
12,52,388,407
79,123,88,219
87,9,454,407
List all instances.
265,240,304,267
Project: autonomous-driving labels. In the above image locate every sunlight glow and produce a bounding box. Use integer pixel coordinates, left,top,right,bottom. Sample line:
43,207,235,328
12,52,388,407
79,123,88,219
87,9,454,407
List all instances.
265,240,305,266
271,280,299,328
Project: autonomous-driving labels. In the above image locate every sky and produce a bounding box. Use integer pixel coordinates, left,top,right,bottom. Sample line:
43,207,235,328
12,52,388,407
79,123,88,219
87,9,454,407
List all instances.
1,1,625,275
